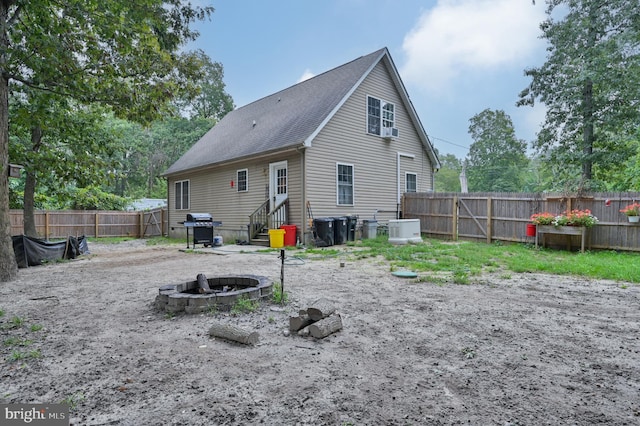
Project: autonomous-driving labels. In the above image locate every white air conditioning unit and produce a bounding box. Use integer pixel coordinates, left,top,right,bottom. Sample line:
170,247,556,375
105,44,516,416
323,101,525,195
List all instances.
388,219,422,245
382,127,399,139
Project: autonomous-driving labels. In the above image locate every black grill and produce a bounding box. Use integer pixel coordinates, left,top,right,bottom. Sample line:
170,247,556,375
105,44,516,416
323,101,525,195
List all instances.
182,213,221,248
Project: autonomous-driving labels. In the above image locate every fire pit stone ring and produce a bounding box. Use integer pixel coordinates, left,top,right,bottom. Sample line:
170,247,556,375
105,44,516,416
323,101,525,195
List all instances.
155,274,272,314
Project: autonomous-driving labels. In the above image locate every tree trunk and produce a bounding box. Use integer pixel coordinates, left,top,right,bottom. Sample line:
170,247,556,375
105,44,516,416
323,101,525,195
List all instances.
0,38,18,280
23,125,43,238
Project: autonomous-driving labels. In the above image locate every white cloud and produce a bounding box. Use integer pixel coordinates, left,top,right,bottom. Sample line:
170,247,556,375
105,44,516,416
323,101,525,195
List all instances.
401,0,546,95
297,69,315,83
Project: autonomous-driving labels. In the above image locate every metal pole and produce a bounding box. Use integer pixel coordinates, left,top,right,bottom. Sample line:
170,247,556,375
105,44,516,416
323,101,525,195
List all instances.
279,248,285,304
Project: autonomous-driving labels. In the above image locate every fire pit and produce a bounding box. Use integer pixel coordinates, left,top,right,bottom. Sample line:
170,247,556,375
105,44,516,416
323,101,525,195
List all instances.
155,274,272,314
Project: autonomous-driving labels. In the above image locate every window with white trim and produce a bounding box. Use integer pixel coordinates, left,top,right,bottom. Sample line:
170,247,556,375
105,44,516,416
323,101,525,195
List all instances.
237,169,248,192
337,163,354,205
367,96,395,136
174,180,189,210
405,172,417,193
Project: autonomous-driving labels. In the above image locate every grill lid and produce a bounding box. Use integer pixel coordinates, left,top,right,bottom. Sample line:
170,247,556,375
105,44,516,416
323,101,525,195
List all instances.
186,213,213,222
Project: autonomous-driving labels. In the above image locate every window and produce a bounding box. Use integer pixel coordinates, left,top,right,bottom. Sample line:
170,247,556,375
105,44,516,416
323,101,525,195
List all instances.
237,169,248,192
405,173,417,193
367,96,395,136
174,180,189,210
337,163,354,205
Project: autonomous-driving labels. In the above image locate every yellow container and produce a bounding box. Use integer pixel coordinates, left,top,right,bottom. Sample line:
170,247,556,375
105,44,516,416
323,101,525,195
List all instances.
268,229,285,248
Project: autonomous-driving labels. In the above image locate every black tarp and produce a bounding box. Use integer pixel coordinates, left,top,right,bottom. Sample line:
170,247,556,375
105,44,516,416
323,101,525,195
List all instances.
12,235,89,268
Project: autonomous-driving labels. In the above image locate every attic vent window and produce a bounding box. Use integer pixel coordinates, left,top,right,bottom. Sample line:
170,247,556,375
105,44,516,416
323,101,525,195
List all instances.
367,96,396,138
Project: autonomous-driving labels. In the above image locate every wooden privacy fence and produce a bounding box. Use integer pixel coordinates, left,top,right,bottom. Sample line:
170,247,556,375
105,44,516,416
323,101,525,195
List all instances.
402,192,640,252
9,208,168,239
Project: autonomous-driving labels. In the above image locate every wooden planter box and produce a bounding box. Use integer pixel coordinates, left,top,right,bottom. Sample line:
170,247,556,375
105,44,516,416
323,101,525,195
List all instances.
535,225,590,252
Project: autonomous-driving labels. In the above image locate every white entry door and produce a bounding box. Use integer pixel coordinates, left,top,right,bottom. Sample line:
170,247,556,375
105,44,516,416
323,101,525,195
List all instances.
269,160,288,211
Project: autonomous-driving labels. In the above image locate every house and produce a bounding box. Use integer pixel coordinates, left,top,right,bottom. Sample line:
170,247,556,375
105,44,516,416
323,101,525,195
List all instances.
163,47,440,245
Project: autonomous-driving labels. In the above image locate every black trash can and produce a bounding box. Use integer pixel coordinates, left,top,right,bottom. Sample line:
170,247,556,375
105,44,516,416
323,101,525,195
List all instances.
346,215,358,241
313,218,334,247
333,216,348,245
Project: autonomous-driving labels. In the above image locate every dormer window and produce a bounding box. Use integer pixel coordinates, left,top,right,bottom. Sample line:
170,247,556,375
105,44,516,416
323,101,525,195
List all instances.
367,96,395,136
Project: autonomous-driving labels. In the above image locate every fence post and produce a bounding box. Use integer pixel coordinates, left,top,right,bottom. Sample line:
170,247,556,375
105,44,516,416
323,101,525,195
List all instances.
139,212,144,238
45,211,50,240
162,208,166,237
452,196,458,241
486,197,492,244
95,212,99,238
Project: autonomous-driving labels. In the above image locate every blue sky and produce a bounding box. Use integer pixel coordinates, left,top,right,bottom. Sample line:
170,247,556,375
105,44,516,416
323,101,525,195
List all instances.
187,0,548,160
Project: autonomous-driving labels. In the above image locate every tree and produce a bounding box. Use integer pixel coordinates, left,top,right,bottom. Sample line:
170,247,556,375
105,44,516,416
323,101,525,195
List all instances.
466,109,529,192
9,92,121,237
175,50,235,120
107,116,215,199
519,0,640,191
434,153,463,192
0,0,213,282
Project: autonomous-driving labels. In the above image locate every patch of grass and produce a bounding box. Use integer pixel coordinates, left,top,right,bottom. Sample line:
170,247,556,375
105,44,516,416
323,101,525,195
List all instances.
29,324,43,332
0,308,4,317
7,349,40,362
272,283,288,304
231,296,259,315
452,269,470,285
3,337,33,347
5,316,25,329
61,392,85,411
355,237,640,284
8,350,25,361
88,237,137,244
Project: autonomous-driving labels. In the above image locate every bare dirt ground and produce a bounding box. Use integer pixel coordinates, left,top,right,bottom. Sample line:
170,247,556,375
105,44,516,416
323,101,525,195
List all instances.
1,240,639,425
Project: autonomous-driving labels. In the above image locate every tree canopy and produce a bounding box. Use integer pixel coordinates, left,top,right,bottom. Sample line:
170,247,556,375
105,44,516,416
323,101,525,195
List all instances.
466,109,529,192
0,0,214,282
518,0,640,191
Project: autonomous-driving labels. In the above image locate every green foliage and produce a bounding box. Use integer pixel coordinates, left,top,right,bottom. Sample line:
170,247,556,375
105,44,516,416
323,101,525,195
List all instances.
68,186,129,210
0,0,216,281
106,116,215,198
466,109,529,192
231,296,259,315
434,153,463,192
61,392,85,411
272,283,288,304
519,0,640,190
353,237,640,283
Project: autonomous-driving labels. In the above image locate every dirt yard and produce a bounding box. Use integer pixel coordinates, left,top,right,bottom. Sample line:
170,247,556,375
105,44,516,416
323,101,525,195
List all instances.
1,240,639,425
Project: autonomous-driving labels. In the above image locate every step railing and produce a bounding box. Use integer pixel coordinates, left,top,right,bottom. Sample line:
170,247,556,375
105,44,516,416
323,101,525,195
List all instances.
248,199,289,240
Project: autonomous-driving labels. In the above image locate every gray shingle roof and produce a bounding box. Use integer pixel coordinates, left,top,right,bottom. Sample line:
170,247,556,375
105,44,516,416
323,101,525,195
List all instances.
164,47,439,176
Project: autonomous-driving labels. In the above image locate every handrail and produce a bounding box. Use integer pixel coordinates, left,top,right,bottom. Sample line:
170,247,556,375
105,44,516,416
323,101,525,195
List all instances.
248,199,270,240
247,199,289,240
269,199,289,230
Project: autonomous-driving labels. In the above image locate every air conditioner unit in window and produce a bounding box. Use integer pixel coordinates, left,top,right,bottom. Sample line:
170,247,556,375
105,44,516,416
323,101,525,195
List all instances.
382,127,399,139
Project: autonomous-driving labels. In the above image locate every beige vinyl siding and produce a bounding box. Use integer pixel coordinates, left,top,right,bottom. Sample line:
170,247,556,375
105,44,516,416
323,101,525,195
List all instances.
167,150,303,241
305,60,433,222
